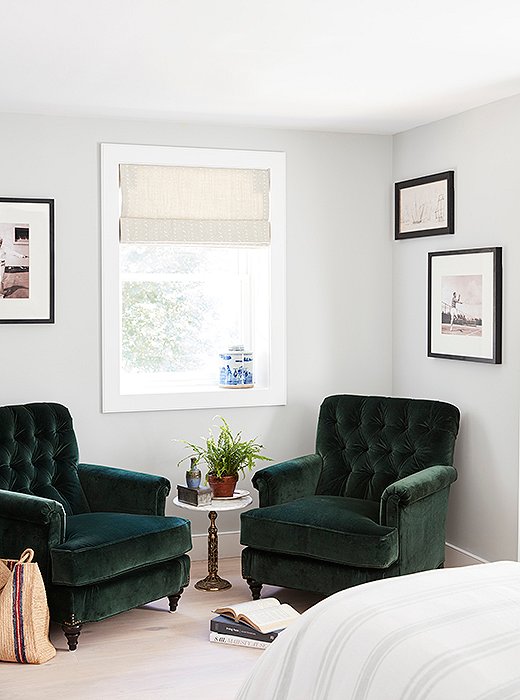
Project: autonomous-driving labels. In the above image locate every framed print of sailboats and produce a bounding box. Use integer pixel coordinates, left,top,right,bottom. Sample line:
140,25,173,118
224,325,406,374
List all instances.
395,171,454,240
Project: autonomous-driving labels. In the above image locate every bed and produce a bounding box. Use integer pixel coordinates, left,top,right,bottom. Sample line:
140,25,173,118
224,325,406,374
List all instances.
236,562,520,700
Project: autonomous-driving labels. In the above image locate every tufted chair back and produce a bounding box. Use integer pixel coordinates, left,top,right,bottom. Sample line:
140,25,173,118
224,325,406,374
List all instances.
315,394,460,502
0,403,90,515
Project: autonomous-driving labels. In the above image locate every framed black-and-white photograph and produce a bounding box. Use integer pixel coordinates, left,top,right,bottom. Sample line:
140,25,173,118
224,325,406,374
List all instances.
0,198,54,324
395,171,454,240
428,247,502,364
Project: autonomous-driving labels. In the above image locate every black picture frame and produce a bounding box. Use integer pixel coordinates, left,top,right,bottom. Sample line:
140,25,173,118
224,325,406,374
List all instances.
0,197,54,324
395,171,454,240
428,247,502,364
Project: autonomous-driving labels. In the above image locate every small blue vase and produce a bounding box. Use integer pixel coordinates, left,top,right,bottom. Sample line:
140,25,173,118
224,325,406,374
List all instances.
186,459,202,489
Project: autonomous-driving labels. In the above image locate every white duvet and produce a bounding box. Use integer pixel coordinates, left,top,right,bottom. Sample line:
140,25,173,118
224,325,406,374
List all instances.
236,561,520,700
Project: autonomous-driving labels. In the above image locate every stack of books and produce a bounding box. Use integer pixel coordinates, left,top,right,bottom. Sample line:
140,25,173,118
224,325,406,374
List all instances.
209,597,300,650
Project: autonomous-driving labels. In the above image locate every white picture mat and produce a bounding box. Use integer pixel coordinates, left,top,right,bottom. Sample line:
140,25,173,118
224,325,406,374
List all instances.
430,251,495,359
0,201,51,320
400,180,448,233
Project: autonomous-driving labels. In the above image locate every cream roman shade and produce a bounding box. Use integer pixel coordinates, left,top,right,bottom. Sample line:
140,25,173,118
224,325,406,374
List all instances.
119,164,270,246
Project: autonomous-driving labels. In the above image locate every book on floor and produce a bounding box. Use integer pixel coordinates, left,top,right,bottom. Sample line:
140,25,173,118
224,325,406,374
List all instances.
210,615,281,643
212,597,300,634
209,631,269,650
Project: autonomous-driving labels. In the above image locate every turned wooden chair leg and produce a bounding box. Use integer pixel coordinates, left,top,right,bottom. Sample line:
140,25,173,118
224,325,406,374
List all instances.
246,577,263,600
62,622,83,651
168,587,185,612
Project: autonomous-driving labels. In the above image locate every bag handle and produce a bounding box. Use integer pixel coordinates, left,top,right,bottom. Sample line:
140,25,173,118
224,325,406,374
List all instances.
18,549,34,564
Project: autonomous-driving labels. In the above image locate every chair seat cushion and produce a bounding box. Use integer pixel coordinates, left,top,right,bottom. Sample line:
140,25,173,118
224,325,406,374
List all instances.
50,512,191,586
240,496,398,569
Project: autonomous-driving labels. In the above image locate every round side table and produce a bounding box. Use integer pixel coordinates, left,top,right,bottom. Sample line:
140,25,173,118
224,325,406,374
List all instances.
173,494,253,592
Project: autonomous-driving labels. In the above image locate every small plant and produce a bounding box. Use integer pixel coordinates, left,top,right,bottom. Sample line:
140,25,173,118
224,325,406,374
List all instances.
178,417,271,480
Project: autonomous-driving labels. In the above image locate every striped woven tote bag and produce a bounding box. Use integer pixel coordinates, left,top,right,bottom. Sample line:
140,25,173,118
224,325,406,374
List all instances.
0,548,56,664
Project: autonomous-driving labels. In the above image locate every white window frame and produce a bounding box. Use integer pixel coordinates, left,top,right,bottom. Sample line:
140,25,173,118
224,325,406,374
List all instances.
101,143,286,412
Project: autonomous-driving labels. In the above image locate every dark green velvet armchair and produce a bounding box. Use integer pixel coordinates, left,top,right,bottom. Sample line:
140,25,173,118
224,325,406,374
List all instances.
241,394,460,598
0,402,191,650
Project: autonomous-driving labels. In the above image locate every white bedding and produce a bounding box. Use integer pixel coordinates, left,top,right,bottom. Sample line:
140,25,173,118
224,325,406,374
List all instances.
236,562,520,700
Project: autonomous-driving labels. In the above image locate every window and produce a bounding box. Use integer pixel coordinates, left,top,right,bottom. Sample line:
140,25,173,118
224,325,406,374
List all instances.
101,144,286,412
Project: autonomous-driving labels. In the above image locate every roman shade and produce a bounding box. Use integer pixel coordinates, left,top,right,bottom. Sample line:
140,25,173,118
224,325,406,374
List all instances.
119,164,270,246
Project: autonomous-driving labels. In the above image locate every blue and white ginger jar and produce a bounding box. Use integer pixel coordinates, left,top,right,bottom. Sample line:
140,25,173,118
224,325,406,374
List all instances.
219,345,254,388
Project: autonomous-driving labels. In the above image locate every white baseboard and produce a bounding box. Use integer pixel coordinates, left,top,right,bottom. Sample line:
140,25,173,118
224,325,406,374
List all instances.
189,535,487,568
190,530,241,562
445,542,488,567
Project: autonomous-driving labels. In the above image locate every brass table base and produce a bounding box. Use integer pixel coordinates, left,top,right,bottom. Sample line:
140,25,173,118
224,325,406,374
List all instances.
194,510,232,592
194,574,232,591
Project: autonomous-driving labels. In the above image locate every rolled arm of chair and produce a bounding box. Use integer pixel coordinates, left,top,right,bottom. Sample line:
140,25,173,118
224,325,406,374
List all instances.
380,465,457,525
0,490,66,578
0,489,66,526
252,454,323,506
78,463,171,515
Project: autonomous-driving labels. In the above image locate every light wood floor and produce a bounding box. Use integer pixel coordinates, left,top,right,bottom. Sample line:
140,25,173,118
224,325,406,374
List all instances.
1,558,322,700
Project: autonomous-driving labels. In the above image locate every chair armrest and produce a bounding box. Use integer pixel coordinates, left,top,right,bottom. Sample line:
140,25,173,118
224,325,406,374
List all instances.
0,489,66,526
0,490,66,581
78,463,171,516
252,454,323,506
380,465,457,526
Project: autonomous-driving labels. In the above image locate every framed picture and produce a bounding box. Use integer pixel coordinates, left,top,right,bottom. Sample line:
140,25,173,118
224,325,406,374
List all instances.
395,171,454,240
428,247,502,364
0,198,54,324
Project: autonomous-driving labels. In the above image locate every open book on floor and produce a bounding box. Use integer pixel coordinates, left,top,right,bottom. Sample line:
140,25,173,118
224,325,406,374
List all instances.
212,597,300,634
210,615,281,643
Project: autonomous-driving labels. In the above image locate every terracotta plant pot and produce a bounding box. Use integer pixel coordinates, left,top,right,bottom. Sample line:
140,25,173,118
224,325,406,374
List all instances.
207,474,238,498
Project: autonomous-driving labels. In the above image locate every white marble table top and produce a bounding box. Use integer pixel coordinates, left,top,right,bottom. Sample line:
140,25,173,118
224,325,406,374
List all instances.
173,494,253,512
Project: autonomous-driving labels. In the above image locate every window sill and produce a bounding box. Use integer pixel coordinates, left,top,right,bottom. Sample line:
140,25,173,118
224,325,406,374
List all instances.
102,384,286,413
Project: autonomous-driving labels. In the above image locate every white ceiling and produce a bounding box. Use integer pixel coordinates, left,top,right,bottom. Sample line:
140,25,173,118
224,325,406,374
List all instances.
3,0,520,134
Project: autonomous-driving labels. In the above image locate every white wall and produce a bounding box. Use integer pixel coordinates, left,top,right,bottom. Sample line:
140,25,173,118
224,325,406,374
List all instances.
393,94,520,561
0,113,393,544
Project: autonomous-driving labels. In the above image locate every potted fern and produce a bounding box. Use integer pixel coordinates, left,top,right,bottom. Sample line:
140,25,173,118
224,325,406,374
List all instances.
178,417,271,497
